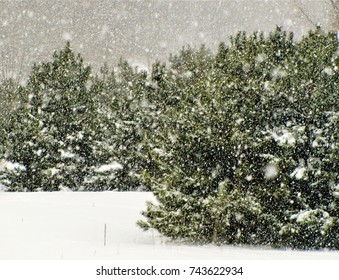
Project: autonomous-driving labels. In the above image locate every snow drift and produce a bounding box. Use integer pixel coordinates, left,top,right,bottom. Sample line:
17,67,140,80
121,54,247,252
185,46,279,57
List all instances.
0,191,337,260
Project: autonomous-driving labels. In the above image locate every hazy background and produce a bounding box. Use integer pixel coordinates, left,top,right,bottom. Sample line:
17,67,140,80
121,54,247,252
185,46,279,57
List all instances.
0,0,336,80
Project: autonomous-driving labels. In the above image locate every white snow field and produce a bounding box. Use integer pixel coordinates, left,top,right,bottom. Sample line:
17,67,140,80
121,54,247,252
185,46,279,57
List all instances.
0,191,338,260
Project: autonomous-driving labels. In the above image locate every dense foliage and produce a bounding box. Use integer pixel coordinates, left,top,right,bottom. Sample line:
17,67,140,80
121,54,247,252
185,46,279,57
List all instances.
138,27,339,250
0,27,338,249
0,43,151,191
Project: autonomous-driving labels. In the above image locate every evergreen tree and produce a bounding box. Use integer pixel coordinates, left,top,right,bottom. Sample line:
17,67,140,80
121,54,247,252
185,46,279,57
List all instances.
85,59,154,191
139,27,339,249
0,78,21,164
0,43,101,191
273,28,339,249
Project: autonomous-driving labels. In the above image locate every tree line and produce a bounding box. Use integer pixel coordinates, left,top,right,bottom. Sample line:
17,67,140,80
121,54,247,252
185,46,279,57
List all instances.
0,27,338,249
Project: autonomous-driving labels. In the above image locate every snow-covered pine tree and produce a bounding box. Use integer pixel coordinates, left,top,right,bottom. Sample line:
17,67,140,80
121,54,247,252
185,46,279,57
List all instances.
226,27,338,249
273,28,339,249
0,43,102,191
139,27,339,249
0,78,21,130
0,90,46,191
111,59,154,190
138,44,266,244
84,59,154,191
0,78,21,166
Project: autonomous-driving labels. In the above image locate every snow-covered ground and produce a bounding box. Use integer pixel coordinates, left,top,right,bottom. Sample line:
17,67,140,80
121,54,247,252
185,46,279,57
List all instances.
0,191,337,260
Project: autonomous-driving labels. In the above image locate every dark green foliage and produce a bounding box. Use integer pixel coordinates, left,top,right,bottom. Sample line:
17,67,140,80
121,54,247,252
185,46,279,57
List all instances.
0,27,337,250
85,59,154,191
0,78,21,159
139,27,339,250
0,44,154,192
1,43,100,191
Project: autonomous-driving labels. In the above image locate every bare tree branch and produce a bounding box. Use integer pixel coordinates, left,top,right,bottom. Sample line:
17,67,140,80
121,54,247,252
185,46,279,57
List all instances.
293,0,318,27
294,0,339,30
330,0,339,12
329,0,339,29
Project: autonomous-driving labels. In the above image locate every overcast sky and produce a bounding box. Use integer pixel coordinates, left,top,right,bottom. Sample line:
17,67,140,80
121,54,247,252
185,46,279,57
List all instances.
0,0,335,79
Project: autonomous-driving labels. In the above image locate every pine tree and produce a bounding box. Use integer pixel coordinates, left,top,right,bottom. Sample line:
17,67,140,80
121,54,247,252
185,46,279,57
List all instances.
274,28,339,249
84,59,154,191
1,43,101,191
0,78,21,164
139,27,339,249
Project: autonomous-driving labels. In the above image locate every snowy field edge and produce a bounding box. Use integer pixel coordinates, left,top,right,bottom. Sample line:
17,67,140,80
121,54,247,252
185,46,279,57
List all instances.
0,191,338,260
